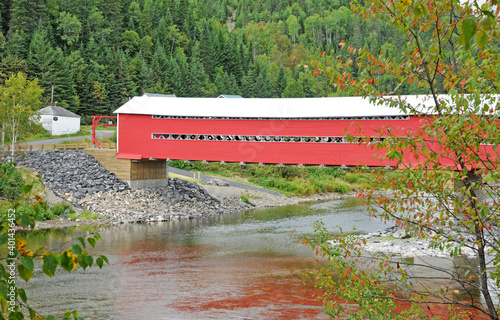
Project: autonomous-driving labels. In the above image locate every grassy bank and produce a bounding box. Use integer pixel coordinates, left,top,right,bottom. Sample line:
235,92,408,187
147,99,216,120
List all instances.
0,166,75,221
170,161,375,196
18,124,116,143
19,129,91,143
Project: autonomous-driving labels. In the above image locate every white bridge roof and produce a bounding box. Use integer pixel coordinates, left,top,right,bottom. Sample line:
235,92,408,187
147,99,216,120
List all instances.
113,95,440,118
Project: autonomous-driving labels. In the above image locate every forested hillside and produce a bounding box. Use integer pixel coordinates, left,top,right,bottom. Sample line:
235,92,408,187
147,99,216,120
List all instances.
0,0,415,122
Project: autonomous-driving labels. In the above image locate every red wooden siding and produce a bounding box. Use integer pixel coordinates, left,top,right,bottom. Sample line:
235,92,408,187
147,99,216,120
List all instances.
116,114,429,167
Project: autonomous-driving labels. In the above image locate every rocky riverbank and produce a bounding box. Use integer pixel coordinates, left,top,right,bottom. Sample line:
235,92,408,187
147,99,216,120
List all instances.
18,150,130,198
18,150,470,258
16,150,357,229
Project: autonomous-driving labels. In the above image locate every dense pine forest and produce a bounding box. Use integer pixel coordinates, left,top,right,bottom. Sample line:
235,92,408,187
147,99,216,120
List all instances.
0,0,418,123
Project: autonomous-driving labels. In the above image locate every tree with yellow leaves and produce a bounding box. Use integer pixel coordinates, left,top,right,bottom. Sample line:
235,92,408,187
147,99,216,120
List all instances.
0,73,42,157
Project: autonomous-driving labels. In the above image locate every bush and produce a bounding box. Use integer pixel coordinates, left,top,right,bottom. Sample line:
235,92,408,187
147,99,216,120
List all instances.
169,160,199,170
13,203,54,221
51,202,74,215
0,162,24,200
67,210,100,220
240,194,252,204
80,115,92,125
334,182,350,194
9,202,75,222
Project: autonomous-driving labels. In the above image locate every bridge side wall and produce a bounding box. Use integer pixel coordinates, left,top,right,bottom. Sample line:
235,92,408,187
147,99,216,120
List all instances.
116,114,427,167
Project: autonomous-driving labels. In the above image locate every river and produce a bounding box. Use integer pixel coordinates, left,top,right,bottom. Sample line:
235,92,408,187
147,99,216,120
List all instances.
23,198,392,320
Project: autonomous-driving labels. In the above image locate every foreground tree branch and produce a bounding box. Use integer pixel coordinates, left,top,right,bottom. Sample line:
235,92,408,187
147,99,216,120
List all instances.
306,0,500,318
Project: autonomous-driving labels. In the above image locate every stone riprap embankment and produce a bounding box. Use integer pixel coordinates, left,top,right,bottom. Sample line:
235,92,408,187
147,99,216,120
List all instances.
18,150,130,198
17,150,253,223
76,179,254,222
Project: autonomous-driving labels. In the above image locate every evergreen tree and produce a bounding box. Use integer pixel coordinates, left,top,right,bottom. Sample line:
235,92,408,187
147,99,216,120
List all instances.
254,55,276,97
115,50,138,99
213,66,226,95
5,31,28,58
275,66,288,97
281,79,305,97
255,72,276,97
127,56,143,94
48,48,76,109
175,52,191,96
174,0,188,31
225,73,241,95
8,0,49,49
139,0,153,37
126,1,141,30
0,0,8,35
66,49,88,113
152,43,169,78
105,71,123,112
138,61,154,94
0,54,28,84
208,27,225,78
189,44,210,97
86,6,107,44
167,53,190,96
97,0,124,44
27,28,56,96
225,34,243,82
239,42,250,76
198,21,212,77
182,10,195,42
156,17,173,50
104,50,133,111
298,71,320,97
241,64,257,97
350,18,363,49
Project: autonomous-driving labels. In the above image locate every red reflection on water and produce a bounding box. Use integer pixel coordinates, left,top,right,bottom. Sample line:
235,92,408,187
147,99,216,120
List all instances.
115,241,491,320
115,241,330,319
176,270,327,320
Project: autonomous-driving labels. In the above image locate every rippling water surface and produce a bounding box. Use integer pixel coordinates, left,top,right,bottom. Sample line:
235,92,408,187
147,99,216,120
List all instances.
24,198,388,319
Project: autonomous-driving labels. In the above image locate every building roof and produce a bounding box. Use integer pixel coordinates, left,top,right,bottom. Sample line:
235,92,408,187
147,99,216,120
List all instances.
218,95,243,98
142,93,176,98
114,96,442,118
39,105,81,118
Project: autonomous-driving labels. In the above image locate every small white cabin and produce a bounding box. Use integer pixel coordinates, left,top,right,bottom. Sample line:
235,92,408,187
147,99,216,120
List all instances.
39,106,81,135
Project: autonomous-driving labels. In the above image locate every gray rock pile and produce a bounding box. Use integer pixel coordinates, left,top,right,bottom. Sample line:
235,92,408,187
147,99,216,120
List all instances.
75,182,252,223
16,150,254,223
18,150,129,198
161,178,214,203
360,225,476,257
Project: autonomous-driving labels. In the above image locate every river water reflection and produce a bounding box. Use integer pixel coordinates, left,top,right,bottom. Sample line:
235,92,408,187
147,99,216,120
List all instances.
25,198,390,319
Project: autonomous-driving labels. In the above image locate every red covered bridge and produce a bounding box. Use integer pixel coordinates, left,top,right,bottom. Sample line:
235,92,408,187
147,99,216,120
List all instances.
113,94,435,168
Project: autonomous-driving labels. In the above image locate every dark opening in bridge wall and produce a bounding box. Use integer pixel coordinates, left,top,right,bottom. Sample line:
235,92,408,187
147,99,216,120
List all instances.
152,134,384,144
152,115,410,120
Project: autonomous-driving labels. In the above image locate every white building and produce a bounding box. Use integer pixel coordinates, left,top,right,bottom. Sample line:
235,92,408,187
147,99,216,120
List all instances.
39,106,81,135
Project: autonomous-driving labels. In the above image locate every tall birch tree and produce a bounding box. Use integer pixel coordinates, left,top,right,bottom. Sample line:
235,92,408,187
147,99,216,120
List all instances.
0,73,43,157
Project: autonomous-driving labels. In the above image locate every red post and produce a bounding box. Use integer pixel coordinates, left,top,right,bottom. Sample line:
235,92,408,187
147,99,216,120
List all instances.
91,115,117,149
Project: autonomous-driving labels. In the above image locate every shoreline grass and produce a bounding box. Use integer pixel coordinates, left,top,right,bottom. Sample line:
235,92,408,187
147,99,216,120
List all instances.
170,161,376,196
18,124,116,143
